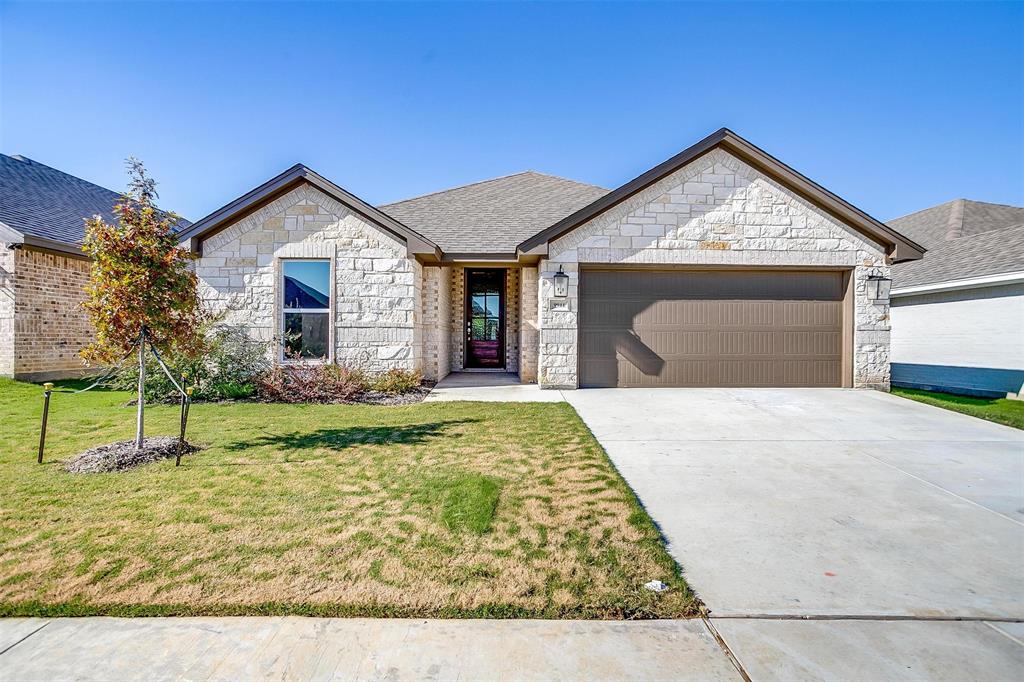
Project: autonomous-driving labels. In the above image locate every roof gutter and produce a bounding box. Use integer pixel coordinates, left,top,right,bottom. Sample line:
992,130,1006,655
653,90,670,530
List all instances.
1,222,89,260
891,271,1024,297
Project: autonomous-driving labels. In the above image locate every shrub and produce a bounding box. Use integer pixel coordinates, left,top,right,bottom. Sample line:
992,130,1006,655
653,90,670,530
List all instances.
369,368,423,395
256,363,367,403
111,324,269,402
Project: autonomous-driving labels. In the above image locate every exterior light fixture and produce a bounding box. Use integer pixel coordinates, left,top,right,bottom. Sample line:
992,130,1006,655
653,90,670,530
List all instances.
865,273,891,302
553,265,569,298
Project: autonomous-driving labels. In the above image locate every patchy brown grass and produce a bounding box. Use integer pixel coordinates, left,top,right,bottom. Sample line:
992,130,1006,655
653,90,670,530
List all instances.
0,378,697,618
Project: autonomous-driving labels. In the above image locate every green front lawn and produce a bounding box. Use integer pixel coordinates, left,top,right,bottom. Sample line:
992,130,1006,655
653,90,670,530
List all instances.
892,387,1024,430
0,378,696,619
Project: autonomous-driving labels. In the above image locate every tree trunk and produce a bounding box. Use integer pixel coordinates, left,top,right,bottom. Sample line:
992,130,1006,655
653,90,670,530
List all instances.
135,330,145,450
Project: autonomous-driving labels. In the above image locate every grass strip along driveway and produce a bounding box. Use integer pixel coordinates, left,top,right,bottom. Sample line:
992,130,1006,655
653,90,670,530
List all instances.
892,387,1024,430
0,379,696,619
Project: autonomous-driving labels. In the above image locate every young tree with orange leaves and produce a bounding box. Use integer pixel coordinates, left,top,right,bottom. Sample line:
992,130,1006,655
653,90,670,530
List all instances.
81,158,208,449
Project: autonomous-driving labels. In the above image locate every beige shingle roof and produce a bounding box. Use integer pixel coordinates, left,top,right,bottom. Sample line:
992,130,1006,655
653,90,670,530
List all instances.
379,171,608,253
890,199,1024,288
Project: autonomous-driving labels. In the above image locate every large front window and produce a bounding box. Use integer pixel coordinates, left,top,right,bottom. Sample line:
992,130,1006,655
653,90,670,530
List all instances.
281,259,330,359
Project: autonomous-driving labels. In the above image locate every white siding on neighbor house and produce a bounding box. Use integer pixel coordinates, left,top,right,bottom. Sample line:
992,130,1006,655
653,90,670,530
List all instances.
890,283,1024,370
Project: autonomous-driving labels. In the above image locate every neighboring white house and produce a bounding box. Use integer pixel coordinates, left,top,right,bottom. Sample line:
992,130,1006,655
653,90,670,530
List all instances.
889,200,1024,398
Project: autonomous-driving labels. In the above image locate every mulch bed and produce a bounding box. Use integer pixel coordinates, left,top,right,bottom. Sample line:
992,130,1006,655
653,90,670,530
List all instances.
64,437,199,474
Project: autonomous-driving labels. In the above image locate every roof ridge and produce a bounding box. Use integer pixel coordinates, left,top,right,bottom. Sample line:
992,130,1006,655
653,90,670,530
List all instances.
945,198,966,241
1,153,122,200
888,197,1024,224
961,198,1024,211
379,171,540,207
886,198,962,224
379,170,606,208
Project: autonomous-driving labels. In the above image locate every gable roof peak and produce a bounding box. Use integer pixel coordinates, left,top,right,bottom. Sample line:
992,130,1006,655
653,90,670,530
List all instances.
517,127,926,262
177,163,440,258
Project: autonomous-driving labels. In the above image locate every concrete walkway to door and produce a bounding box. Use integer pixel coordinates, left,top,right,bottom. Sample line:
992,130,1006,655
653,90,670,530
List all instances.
565,388,1024,679
424,372,564,402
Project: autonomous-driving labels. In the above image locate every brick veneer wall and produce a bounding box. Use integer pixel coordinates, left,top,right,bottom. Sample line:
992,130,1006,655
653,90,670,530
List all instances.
421,265,452,381
519,266,539,383
448,267,464,372
0,246,94,380
194,184,421,373
538,148,891,390
504,268,520,374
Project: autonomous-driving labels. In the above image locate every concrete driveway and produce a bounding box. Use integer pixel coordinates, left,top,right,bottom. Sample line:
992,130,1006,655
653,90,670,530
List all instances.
565,388,1024,679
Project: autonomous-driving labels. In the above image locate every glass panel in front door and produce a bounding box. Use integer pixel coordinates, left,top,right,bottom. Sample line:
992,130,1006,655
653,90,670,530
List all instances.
466,270,504,368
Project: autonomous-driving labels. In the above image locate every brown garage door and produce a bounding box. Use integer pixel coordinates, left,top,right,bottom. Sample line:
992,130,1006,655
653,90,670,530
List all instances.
579,269,845,388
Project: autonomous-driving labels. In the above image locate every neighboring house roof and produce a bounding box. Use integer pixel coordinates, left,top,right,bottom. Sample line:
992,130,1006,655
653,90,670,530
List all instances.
517,128,926,263
379,171,608,255
890,199,1024,289
178,164,441,259
0,153,191,257
283,275,330,308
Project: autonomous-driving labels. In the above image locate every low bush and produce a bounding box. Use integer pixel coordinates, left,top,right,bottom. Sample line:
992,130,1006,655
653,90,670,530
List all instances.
369,368,423,395
110,324,269,402
256,363,368,404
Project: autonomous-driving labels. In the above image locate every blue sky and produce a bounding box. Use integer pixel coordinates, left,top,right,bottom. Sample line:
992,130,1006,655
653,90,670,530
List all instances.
2,1,1021,223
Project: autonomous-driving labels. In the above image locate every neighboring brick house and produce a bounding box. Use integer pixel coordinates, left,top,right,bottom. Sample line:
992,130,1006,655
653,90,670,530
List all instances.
178,129,924,390
0,154,190,381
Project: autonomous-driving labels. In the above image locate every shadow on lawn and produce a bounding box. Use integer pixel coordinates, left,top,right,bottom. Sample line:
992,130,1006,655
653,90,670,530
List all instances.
224,419,478,453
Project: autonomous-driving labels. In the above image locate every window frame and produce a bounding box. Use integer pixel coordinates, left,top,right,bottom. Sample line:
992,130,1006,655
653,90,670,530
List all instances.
279,257,333,364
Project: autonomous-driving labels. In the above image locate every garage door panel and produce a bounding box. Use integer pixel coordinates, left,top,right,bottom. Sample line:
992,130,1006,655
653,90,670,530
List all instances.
579,270,845,388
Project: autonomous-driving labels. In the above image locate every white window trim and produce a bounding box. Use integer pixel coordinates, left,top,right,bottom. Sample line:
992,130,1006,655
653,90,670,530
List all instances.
279,257,334,364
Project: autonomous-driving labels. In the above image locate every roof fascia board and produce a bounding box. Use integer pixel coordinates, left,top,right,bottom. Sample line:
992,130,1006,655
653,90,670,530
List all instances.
15,235,90,260
0,221,25,243
178,165,441,259
891,271,1024,297
517,128,926,263
441,252,521,263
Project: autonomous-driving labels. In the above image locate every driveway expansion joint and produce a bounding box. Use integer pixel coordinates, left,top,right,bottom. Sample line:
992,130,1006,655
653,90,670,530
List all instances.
702,616,752,682
0,620,50,657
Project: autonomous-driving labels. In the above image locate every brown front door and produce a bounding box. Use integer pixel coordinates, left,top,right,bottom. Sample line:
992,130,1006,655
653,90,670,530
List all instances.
579,269,845,388
465,268,506,369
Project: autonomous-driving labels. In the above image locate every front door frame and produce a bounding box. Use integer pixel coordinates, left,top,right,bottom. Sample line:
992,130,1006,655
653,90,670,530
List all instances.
464,267,507,370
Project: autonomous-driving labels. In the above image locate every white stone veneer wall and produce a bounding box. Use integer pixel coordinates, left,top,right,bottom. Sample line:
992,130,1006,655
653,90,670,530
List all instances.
538,148,891,389
194,184,421,373
0,247,15,377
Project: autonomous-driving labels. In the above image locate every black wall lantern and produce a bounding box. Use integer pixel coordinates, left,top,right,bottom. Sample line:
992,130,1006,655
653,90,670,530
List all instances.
865,273,891,302
553,265,569,298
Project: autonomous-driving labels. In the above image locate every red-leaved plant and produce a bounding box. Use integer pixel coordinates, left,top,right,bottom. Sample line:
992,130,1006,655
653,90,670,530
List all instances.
81,158,209,448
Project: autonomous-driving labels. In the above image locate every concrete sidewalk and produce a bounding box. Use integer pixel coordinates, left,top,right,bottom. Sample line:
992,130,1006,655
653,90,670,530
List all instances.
4,616,1022,681
0,617,738,681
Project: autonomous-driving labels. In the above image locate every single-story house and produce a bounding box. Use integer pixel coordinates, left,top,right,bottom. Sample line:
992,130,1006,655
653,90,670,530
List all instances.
178,128,924,390
0,154,191,381
889,199,1024,398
